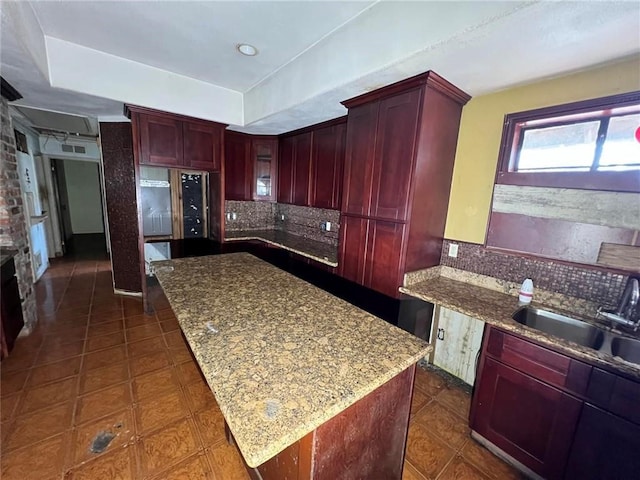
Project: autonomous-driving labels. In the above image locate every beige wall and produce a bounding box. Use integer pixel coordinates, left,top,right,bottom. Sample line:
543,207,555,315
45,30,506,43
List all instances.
444,55,640,244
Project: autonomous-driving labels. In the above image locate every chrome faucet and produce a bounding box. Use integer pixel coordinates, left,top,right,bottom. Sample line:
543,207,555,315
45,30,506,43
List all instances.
598,276,640,331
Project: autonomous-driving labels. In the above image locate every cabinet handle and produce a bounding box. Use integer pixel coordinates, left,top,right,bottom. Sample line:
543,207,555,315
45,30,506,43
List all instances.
437,328,445,341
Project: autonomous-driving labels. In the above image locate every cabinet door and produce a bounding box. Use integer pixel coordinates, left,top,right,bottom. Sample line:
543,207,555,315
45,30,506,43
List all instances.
339,215,368,285
364,220,405,298
139,113,183,166
183,121,222,171
433,308,484,385
370,89,421,221
252,138,278,202
342,102,378,216
277,136,295,204
564,404,640,480
472,357,582,480
224,132,251,201
292,132,312,206
310,122,346,210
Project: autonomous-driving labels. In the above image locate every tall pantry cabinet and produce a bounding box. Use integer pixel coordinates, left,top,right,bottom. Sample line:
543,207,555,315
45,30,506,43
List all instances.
339,72,470,297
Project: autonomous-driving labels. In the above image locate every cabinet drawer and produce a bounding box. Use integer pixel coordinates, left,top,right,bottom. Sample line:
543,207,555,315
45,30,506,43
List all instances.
487,327,591,396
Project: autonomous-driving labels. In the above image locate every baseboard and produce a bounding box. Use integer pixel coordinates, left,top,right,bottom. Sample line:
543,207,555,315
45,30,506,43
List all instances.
470,430,542,480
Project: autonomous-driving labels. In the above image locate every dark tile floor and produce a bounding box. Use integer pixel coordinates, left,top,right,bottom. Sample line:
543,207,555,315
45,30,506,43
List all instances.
0,246,521,479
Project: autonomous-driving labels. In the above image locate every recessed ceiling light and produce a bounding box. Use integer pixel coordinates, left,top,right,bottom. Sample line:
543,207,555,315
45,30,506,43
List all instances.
237,44,258,56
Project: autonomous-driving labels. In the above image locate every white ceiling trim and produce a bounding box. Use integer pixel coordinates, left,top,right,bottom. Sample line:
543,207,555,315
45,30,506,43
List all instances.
45,36,244,126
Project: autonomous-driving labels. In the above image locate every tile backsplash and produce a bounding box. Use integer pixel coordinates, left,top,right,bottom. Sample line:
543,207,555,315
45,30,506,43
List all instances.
440,239,628,307
225,201,340,246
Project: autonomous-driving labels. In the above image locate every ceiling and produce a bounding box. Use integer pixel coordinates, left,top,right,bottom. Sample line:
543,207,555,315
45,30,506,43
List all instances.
1,1,639,134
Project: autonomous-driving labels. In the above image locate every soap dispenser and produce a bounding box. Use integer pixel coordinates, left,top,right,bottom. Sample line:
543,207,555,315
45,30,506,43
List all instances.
518,278,534,305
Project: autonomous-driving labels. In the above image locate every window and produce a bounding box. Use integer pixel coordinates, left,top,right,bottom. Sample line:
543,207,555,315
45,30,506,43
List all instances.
497,91,640,192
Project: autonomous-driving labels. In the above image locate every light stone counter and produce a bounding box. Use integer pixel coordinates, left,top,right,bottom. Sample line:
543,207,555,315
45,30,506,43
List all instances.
153,253,430,468
224,229,338,266
400,271,640,380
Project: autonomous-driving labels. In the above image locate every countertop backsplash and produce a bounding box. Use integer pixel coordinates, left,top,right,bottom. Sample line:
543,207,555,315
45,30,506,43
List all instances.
225,201,340,246
439,239,629,309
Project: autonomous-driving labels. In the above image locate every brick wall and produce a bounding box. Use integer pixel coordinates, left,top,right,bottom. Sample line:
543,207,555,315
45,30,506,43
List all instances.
1,96,36,331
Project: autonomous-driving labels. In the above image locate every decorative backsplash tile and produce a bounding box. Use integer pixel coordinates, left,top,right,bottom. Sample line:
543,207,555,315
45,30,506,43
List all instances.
225,201,340,246
225,201,275,231
440,239,629,307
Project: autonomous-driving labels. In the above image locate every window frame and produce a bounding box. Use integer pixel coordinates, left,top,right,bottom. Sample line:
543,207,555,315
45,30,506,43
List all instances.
496,91,640,192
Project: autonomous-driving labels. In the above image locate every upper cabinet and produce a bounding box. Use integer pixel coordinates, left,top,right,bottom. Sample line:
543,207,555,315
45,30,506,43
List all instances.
183,121,223,171
138,113,183,167
339,71,471,298
224,131,252,201
310,121,346,210
278,118,346,209
278,131,312,205
127,106,225,172
251,138,278,202
225,133,278,202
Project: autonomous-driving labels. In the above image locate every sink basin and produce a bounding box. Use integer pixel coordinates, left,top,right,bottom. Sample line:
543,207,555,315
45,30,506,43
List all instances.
611,336,640,364
512,307,605,349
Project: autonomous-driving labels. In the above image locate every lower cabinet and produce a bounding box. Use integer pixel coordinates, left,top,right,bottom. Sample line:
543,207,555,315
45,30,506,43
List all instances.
432,308,484,385
472,357,581,479
564,404,640,480
471,325,640,480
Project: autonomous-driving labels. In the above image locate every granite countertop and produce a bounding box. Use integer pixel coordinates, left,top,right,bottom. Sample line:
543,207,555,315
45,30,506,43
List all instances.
153,253,430,468
400,275,640,380
224,229,338,267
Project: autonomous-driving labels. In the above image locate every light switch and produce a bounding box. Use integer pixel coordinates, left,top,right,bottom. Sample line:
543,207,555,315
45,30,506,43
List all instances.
448,243,459,258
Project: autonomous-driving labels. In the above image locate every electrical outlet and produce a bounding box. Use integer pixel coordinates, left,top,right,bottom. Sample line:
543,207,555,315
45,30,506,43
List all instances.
231,212,237,220
448,243,459,258
325,221,331,232
226,213,231,221
281,214,285,221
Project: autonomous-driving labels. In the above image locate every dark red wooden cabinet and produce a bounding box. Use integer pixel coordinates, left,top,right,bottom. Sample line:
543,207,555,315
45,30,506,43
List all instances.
310,122,346,210
277,135,295,204
564,404,640,480
278,132,312,206
472,357,581,480
278,117,346,208
369,88,421,222
225,133,278,202
251,138,278,202
224,131,252,201
340,217,406,298
339,215,369,285
342,103,377,217
339,72,470,298
472,325,640,480
138,113,183,167
183,121,223,171
128,106,225,172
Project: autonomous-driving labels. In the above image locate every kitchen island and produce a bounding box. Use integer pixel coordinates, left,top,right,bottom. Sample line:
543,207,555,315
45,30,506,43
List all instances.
153,253,430,479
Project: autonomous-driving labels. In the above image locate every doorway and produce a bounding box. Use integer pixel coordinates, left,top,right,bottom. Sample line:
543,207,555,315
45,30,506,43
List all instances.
51,159,107,257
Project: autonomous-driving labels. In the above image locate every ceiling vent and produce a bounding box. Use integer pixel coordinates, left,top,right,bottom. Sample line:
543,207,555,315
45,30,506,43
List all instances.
61,144,87,154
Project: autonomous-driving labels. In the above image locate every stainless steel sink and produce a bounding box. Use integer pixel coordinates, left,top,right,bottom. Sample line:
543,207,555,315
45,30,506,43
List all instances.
611,336,640,364
512,307,605,349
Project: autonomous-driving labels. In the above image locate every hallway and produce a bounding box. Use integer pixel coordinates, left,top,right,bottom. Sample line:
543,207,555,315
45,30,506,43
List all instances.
0,250,520,479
